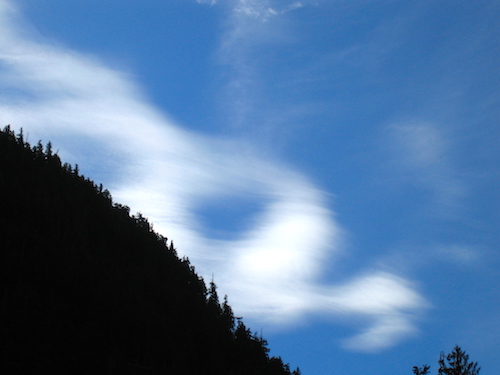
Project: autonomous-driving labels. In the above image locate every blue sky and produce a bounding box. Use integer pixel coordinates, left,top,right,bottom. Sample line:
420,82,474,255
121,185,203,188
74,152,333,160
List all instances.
1,0,498,373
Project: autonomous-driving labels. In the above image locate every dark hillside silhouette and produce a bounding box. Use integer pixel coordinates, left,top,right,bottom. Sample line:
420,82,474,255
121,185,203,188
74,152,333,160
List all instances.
0,126,301,375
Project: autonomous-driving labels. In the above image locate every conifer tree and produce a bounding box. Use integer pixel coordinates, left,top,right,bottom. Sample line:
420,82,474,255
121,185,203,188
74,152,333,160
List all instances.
413,365,431,375
207,280,221,311
413,346,480,375
221,294,235,333
438,346,480,375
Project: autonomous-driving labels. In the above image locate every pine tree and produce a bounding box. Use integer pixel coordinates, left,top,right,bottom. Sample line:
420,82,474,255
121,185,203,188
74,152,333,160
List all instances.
413,346,480,375
207,280,221,315
438,346,480,375
221,294,235,333
413,365,430,375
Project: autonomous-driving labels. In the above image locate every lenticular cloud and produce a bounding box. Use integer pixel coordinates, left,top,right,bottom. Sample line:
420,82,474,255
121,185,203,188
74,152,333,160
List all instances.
0,0,428,351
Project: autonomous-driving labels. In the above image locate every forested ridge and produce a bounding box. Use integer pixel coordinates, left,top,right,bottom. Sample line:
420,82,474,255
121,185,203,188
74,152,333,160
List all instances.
0,126,301,375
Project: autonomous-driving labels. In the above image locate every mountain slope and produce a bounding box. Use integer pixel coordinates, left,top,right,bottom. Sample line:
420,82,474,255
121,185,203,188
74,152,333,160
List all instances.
0,126,300,375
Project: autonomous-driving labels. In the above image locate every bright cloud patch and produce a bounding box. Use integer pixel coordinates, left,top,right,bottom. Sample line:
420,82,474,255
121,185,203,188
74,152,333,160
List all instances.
0,0,428,352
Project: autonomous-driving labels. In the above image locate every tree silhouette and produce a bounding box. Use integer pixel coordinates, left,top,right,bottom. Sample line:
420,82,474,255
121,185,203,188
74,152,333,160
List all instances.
413,365,431,375
438,346,480,375
413,346,480,375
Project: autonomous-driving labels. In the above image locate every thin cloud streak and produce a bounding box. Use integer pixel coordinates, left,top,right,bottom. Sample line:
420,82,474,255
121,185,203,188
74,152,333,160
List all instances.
0,0,428,351
212,0,306,131
198,0,305,21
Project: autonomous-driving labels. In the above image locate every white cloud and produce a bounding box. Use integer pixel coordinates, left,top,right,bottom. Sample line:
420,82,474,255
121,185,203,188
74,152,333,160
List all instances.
198,0,304,21
0,0,428,352
342,314,418,352
434,244,482,265
328,272,425,314
197,0,218,5
212,0,308,133
326,272,428,351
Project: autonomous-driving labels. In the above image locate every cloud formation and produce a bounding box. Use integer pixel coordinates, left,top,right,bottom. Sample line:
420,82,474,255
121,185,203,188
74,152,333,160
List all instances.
0,0,428,351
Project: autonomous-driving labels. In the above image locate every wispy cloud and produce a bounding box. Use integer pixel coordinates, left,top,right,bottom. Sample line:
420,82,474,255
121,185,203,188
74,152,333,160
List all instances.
327,272,427,351
232,0,304,21
0,0,428,351
384,121,467,216
198,0,305,21
204,0,308,132
197,0,218,5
